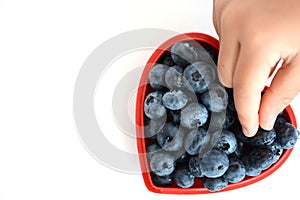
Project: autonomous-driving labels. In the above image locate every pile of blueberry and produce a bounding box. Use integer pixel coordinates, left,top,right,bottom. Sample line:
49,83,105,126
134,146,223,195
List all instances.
143,41,299,192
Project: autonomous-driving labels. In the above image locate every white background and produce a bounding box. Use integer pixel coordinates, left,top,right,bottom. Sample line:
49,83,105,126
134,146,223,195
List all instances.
1,0,300,199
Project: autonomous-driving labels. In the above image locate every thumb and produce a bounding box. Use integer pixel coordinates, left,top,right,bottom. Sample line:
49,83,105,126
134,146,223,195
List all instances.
259,55,300,130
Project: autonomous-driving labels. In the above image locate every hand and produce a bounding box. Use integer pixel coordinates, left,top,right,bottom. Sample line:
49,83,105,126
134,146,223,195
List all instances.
213,0,300,137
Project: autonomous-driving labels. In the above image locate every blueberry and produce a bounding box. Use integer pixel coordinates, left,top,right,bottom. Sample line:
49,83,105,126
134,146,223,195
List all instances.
151,172,174,186
171,65,184,73
146,143,161,160
174,168,195,188
243,158,262,177
249,128,276,147
150,151,175,176
223,157,246,183
247,147,274,171
165,67,191,91
157,123,185,152
276,122,298,149
224,110,237,130
180,103,209,129
160,54,174,66
162,90,188,110
267,141,283,164
201,83,228,112
202,177,228,192
184,128,210,155
144,115,166,138
144,91,166,119
200,149,229,178
183,62,215,93
245,168,262,177
212,130,237,155
274,116,287,132
232,140,245,158
188,156,203,177
148,64,169,90
171,42,199,66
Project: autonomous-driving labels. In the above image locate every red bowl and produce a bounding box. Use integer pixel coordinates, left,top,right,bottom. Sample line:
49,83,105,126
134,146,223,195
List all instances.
135,32,297,194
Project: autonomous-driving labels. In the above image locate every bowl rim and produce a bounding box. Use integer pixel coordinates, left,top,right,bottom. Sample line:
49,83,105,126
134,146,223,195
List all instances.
135,32,297,194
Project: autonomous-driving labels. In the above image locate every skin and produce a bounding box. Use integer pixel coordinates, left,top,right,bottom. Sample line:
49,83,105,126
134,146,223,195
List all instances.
213,0,300,137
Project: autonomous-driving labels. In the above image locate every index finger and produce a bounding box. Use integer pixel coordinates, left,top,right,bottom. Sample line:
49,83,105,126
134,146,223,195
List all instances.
233,43,279,137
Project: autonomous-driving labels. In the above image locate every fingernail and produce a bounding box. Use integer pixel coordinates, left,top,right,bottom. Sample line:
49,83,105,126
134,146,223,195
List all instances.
242,127,249,136
242,123,259,137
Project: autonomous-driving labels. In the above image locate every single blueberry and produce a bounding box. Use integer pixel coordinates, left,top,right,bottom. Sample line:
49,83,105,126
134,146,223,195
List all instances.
184,128,210,155
223,157,246,183
146,143,161,160
232,140,245,158
183,62,215,93
212,130,237,155
201,83,228,112
150,151,175,176
174,168,195,188
157,123,185,152
243,157,262,177
276,122,298,149
274,116,287,132
172,65,184,73
162,90,188,110
160,54,174,66
148,64,169,90
245,167,262,177
267,141,284,164
224,110,237,130
144,91,166,119
188,156,203,177
171,42,199,66
180,103,209,129
249,128,277,147
165,67,192,91
202,177,228,192
200,149,229,178
247,147,274,171
151,172,174,186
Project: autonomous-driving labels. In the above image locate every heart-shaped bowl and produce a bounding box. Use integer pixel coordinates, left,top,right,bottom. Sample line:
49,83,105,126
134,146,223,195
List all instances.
135,32,297,194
